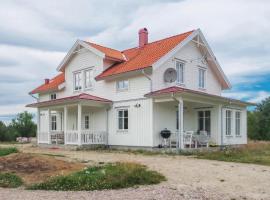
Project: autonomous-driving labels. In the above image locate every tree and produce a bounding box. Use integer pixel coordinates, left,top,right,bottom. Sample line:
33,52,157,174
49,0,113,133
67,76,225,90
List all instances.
248,97,270,140
10,111,37,138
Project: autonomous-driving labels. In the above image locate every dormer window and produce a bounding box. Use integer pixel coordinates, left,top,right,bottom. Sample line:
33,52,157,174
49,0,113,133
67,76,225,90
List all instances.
117,80,129,91
74,72,82,91
85,69,94,89
50,93,56,100
176,60,184,84
198,68,206,89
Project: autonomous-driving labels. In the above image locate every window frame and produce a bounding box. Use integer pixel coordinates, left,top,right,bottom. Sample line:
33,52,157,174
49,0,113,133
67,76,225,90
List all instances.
198,67,206,89
84,68,94,90
51,115,57,131
235,111,241,136
73,71,82,91
116,80,129,91
225,110,232,136
175,60,185,85
84,115,90,130
50,93,56,100
117,109,128,131
198,110,211,136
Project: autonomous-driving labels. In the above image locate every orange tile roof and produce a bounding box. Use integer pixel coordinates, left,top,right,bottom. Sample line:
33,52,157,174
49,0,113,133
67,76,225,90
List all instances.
30,73,65,94
96,30,194,80
85,41,126,61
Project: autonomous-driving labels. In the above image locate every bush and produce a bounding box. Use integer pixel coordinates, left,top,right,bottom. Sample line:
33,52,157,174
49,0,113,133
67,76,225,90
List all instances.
0,147,18,157
0,173,23,188
28,162,166,191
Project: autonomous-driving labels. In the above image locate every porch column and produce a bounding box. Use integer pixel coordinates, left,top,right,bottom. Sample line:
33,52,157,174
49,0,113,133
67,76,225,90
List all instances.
48,108,51,144
37,108,40,144
64,105,67,144
178,98,184,149
77,104,82,145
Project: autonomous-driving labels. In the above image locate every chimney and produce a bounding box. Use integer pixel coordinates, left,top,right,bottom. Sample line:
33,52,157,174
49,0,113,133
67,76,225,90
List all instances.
44,79,50,84
138,28,148,48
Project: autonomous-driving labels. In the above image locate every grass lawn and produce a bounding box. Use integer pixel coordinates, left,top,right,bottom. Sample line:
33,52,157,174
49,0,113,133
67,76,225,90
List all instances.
0,173,23,188
196,141,270,166
28,162,166,191
0,147,18,157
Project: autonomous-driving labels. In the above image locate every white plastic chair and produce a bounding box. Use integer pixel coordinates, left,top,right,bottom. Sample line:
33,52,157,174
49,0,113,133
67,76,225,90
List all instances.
183,131,194,148
198,131,209,148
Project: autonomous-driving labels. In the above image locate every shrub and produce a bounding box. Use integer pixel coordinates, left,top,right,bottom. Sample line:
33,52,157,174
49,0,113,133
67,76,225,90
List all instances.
0,147,18,157
28,162,166,191
0,173,23,188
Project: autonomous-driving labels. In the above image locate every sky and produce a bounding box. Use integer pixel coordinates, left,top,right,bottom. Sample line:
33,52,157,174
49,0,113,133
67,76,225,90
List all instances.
0,0,269,122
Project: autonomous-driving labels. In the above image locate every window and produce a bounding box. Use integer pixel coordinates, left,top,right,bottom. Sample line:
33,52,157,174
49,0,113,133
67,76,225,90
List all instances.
117,80,129,91
51,115,57,131
235,111,241,136
176,61,184,84
225,110,232,136
198,110,211,136
85,115,89,129
118,109,128,130
85,69,94,89
198,68,206,89
74,72,82,91
50,93,56,100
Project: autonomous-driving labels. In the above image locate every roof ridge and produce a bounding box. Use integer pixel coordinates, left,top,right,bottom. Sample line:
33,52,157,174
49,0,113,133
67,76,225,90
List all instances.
122,30,195,52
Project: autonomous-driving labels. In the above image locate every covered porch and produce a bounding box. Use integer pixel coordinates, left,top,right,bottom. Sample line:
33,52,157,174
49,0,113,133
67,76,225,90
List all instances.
27,93,112,146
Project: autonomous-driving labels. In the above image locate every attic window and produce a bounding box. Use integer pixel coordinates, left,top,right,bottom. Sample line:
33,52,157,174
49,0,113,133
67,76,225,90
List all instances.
74,72,82,91
50,93,56,100
117,80,129,91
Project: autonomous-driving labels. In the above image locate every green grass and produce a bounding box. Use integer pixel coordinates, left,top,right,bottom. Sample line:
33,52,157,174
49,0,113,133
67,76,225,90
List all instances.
0,173,23,188
28,162,166,191
0,147,18,157
196,141,270,166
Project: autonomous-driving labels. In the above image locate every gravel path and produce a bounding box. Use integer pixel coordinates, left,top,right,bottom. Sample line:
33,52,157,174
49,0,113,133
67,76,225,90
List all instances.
1,144,270,200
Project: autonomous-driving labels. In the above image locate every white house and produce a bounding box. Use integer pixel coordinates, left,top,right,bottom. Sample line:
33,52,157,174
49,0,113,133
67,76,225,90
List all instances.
27,28,253,149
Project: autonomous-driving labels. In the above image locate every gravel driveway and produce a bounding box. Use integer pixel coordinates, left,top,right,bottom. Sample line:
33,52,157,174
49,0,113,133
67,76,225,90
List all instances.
1,145,270,200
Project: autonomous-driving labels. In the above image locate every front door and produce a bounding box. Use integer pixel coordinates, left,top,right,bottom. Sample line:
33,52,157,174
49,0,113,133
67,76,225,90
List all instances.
198,110,211,136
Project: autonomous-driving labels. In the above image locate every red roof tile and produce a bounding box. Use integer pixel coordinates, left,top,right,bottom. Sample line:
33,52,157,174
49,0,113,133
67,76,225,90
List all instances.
96,30,194,79
30,73,65,94
26,93,112,107
85,41,126,61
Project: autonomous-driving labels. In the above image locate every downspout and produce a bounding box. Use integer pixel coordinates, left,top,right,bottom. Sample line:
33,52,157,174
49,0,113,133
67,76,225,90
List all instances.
142,69,152,92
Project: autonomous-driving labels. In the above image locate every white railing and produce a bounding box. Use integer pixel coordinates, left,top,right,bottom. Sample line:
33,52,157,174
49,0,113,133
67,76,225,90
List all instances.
38,131,49,143
81,130,106,145
66,130,79,145
50,131,64,144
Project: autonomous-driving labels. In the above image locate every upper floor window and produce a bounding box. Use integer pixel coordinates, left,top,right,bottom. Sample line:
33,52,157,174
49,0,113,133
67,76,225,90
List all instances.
225,110,232,136
50,93,56,100
198,68,206,89
235,111,241,136
85,69,94,89
74,72,82,91
176,61,184,84
117,80,129,91
118,109,128,130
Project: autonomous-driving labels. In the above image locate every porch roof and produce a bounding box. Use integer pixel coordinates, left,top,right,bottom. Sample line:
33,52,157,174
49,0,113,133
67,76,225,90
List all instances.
145,86,255,106
26,93,112,108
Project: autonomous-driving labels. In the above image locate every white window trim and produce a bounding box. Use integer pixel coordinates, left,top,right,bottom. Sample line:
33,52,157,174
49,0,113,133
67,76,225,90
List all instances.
117,109,129,132
198,67,207,90
84,68,94,90
84,115,90,130
175,60,185,85
235,111,241,137
50,93,56,100
225,110,232,136
73,71,82,92
51,115,57,131
116,80,129,92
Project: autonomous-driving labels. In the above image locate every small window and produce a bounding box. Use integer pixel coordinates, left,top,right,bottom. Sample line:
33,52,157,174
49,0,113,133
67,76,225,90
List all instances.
198,68,206,89
74,72,82,91
50,93,56,100
176,61,184,84
85,69,94,89
51,115,57,131
85,115,89,129
117,80,129,91
118,109,128,130
225,110,232,136
235,111,241,136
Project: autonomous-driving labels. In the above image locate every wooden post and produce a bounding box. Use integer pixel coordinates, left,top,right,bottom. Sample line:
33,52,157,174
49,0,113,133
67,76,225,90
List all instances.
64,106,67,145
37,108,40,144
178,98,184,150
48,108,51,144
78,104,82,145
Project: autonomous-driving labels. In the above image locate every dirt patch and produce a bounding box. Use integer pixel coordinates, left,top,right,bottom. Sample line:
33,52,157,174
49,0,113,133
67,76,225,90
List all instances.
0,153,85,185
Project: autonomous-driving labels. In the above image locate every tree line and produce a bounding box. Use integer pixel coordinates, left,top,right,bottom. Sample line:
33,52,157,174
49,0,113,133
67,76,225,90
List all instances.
0,111,36,141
